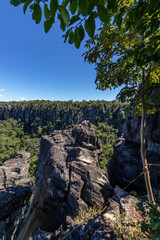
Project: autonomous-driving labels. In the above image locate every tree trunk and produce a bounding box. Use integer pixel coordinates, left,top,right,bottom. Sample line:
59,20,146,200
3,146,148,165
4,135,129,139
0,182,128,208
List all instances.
141,68,155,204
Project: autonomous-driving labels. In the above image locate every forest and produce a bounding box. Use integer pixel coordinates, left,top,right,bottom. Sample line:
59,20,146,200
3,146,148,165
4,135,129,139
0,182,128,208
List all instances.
0,100,125,178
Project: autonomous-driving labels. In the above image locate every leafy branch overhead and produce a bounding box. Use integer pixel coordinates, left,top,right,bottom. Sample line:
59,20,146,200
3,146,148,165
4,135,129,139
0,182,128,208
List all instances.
10,0,160,53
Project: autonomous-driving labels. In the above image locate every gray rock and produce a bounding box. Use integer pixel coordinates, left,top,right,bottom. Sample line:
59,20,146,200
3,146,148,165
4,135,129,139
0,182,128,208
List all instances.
56,186,144,240
17,121,113,240
0,151,34,240
123,111,160,156
108,137,160,192
0,151,31,190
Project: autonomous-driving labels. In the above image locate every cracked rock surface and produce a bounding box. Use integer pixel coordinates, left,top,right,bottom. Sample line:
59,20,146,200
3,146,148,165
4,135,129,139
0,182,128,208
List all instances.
17,121,113,240
0,151,34,240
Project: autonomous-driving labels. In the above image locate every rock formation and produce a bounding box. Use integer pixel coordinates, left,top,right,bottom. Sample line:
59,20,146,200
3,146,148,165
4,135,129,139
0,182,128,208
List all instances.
108,110,160,192
124,111,160,156
16,121,113,240
56,186,144,240
0,151,34,240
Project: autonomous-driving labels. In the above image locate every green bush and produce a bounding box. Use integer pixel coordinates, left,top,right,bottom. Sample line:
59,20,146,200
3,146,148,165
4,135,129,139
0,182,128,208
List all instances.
94,122,118,175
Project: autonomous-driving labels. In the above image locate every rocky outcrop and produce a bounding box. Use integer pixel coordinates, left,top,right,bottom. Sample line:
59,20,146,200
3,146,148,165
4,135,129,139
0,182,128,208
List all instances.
56,186,144,240
0,151,34,240
108,110,160,192
16,121,113,240
124,111,160,156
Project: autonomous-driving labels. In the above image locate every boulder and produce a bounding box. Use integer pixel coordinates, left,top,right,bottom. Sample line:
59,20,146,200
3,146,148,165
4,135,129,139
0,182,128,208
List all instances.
108,137,160,192
0,151,34,240
17,121,113,240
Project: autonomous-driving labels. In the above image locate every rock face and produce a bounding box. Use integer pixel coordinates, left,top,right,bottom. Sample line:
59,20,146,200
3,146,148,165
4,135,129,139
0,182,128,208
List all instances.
124,111,160,156
108,110,160,192
56,186,144,240
0,151,34,240
17,121,113,240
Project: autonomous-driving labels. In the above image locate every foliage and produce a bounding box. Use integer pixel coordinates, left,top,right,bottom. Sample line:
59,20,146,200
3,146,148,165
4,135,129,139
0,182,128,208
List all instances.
10,0,160,61
0,118,40,179
94,122,118,175
84,22,160,108
112,212,147,240
10,0,113,48
0,119,24,164
83,7,159,204
0,100,125,136
140,203,160,239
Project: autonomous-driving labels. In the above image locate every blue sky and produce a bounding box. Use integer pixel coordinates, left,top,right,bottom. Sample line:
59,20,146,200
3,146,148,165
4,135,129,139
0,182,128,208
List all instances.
0,1,120,102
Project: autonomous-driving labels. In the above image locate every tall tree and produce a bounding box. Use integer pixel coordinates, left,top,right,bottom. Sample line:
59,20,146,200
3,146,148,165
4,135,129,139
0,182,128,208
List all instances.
83,21,160,203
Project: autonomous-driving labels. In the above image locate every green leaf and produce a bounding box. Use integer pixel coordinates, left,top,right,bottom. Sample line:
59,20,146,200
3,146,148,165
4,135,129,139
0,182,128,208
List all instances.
69,15,80,26
50,0,58,19
107,0,116,11
97,4,109,23
10,0,21,7
74,27,81,48
78,25,85,41
85,14,95,38
44,3,50,21
150,0,159,10
44,18,53,33
141,222,149,233
29,3,34,10
116,14,122,28
23,0,32,14
87,0,96,14
63,28,71,43
32,4,36,20
58,5,70,26
68,31,74,44
69,0,78,15
62,0,70,7
79,0,88,15
34,3,42,24
137,202,144,211
58,14,66,31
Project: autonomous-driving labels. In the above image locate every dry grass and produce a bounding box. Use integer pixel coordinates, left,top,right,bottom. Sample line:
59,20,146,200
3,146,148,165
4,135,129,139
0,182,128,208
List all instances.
73,205,102,226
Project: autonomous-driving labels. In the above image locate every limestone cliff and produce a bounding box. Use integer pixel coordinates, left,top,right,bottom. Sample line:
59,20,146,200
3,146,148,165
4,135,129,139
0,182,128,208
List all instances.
0,100,125,135
108,110,160,192
0,151,34,240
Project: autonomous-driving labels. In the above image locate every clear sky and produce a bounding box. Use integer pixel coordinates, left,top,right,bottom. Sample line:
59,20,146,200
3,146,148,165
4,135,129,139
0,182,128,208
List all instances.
0,1,120,102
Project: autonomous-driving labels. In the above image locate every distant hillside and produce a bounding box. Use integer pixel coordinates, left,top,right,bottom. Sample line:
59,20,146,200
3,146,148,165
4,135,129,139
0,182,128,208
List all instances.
0,100,126,136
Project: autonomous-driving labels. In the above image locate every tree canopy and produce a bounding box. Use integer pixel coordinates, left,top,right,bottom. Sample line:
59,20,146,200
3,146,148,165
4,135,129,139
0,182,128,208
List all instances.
83,21,160,109
10,0,160,58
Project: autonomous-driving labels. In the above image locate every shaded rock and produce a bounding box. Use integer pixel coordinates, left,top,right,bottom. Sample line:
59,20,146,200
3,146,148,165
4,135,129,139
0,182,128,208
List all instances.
28,229,53,240
17,121,113,240
123,111,160,156
108,138,160,192
0,151,34,240
56,186,144,240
